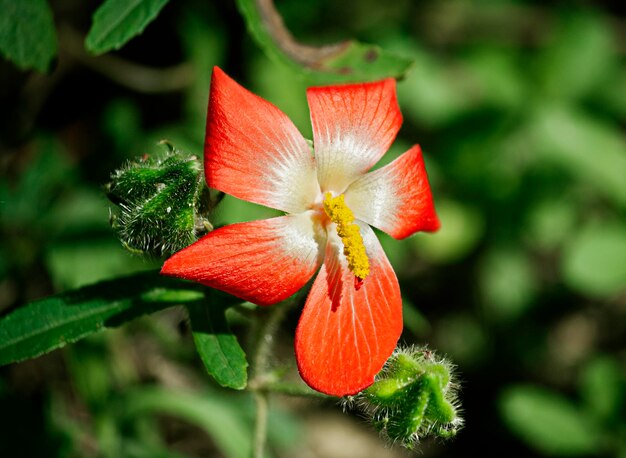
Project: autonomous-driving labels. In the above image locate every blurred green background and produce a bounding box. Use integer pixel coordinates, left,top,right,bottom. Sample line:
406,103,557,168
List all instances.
1,0,625,456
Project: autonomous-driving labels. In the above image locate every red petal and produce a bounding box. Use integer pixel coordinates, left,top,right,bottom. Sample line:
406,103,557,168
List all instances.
345,145,440,239
206,67,319,214
307,79,402,193
161,214,324,306
294,224,402,396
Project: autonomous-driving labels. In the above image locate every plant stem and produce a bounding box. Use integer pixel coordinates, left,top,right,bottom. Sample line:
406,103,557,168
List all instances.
253,390,269,458
249,301,291,458
261,381,330,398
251,301,290,380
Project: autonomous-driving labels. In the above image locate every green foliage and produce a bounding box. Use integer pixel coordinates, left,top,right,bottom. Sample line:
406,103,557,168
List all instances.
394,42,473,127
537,12,616,102
479,247,538,322
413,199,484,264
122,388,254,457
562,222,626,297
530,105,626,207
120,387,301,457
0,0,57,72
187,301,248,390
43,334,297,457
0,136,74,227
85,0,171,54
500,385,601,456
579,356,625,422
0,271,204,366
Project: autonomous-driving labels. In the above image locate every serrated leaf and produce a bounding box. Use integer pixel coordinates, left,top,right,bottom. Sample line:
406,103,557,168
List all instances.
0,0,57,72
0,271,205,366
187,301,248,390
85,0,170,55
235,0,412,83
500,385,601,456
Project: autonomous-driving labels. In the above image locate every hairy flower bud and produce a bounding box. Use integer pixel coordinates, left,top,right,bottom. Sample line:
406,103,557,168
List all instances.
105,143,216,257
350,346,463,448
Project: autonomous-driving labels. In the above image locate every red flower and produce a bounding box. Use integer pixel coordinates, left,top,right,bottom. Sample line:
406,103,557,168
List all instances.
161,67,439,396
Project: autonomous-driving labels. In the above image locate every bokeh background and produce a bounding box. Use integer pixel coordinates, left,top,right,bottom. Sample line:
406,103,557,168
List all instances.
1,0,625,456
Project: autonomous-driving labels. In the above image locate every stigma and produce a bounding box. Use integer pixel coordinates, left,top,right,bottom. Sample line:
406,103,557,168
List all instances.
323,192,370,288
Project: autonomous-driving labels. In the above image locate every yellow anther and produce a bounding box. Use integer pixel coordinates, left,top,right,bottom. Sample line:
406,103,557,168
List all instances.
323,192,370,282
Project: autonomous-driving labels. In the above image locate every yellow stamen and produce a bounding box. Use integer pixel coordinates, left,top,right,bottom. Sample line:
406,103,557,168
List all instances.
323,192,370,282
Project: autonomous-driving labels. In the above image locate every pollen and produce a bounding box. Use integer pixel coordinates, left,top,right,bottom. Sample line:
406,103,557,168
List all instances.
323,192,370,283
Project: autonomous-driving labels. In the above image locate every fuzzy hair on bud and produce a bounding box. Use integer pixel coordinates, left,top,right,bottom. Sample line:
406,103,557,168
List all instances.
105,142,217,257
347,346,463,449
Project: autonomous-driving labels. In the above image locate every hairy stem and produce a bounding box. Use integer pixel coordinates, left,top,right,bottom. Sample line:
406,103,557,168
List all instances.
252,390,269,458
249,301,291,458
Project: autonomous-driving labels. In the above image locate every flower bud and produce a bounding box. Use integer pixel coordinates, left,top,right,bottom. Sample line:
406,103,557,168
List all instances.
351,346,463,448
105,143,215,257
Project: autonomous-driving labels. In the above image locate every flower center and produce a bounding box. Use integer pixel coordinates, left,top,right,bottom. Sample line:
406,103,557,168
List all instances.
323,192,370,288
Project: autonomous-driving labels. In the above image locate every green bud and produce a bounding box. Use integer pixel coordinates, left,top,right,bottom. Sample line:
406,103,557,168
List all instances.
351,346,463,448
105,142,216,257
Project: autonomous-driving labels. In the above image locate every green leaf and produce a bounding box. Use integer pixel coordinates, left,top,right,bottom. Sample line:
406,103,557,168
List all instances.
392,39,472,127
179,9,226,121
401,300,430,337
45,239,155,290
463,47,526,110
479,247,538,322
122,388,252,458
85,0,170,55
500,385,601,456
187,301,248,390
538,12,615,101
0,0,57,72
531,105,626,207
251,54,311,136
579,356,625,422
0,271,205,366
562,222,626,297
526,198,577,250
412,199,484,264
235,0,412,83
318,41,414,83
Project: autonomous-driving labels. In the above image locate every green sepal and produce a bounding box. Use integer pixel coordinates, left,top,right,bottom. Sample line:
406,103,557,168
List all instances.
106,144,216,257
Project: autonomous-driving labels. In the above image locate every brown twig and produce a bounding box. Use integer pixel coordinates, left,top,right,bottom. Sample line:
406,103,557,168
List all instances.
255,0,349,67
59,25,194,94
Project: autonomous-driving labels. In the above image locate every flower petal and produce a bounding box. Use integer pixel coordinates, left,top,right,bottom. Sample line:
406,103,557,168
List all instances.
307,79,402,193
206,67,320,214
294,224,402,396
345,145,440,239
161,213,325,306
